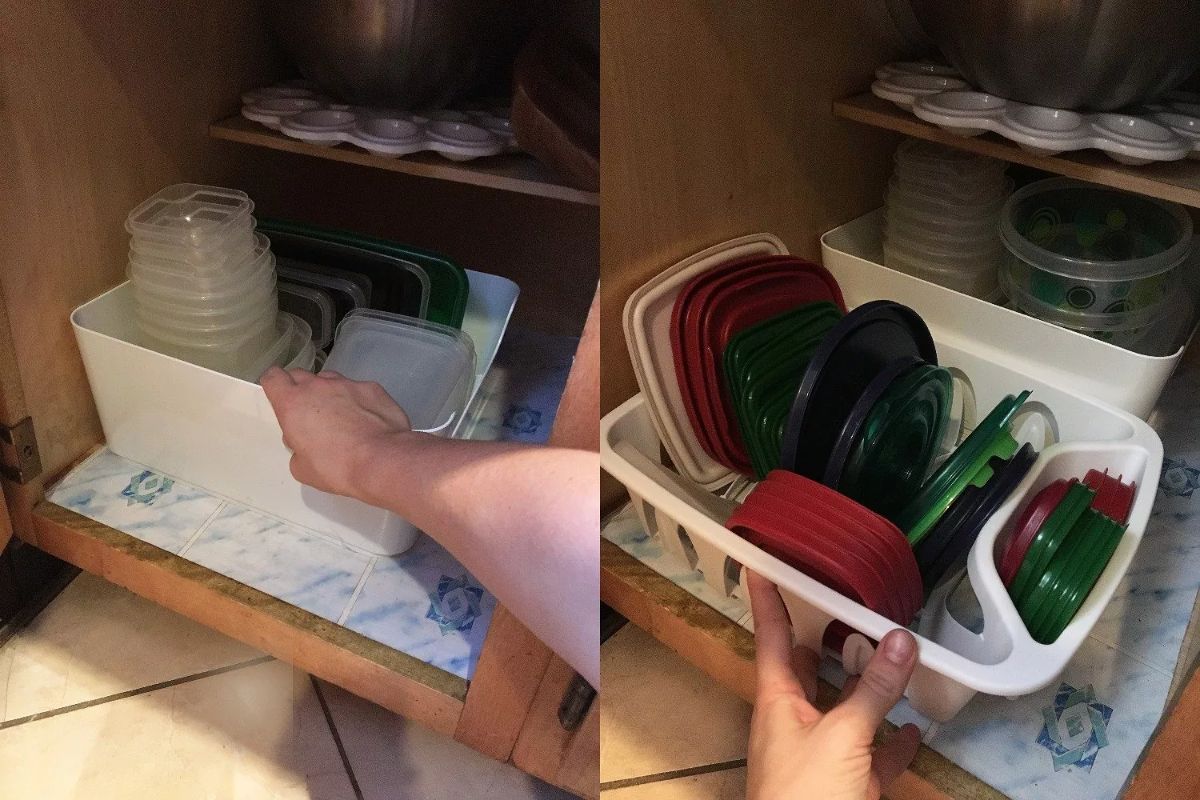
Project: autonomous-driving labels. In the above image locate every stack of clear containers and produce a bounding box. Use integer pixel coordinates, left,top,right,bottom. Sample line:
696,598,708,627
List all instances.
882,139,1010,299
125,184,314,379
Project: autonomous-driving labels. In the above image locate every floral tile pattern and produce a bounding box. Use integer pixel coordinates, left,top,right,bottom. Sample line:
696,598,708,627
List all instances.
46,327,575,682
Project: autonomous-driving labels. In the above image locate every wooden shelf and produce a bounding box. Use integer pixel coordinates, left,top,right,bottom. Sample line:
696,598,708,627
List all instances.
834,93,1200,209
210,115,599,207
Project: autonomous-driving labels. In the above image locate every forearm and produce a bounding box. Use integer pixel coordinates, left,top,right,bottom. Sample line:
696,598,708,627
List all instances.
353,432,600,686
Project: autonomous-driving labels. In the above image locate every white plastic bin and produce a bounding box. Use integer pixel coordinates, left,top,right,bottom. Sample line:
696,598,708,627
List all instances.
824,209,1196,418
72,269,518,556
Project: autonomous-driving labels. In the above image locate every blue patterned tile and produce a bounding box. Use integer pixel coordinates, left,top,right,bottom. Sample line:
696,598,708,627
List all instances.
343,535,497,679
925,638,1170,800
181,505,372,623
46,450,222,554
461,328,576,444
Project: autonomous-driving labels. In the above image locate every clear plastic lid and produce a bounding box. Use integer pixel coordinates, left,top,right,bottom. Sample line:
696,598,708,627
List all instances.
277,281,335,349
322,309,476,432
126,184,256,247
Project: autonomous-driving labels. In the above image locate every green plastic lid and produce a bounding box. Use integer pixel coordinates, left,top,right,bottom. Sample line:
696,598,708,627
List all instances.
841,364,952,519
899,391,1031,544
1011,481,1097,602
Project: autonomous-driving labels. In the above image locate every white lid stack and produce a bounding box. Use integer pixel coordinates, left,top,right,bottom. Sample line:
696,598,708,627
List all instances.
882,140,1010,299
124,184,314,379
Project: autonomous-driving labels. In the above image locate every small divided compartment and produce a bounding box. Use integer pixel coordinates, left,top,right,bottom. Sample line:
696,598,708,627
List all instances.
601,232,1164,722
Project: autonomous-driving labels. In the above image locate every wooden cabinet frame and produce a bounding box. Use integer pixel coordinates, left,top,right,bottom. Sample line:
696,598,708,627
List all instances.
0,3,598,798
599,3,1200,798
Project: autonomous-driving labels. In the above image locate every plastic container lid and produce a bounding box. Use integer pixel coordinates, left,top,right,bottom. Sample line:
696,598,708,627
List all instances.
1082,468,1136,524
258,218,463,329
780,300,938,480
241,312,310,381
914,443,1037,590
1000,178,1193,282
126,184,255,247
838,362,953,520
1010,481,1097,602
897,390,1030,544
277,281,335,350
278,262,367,330
129,224,259,268
322,309,476,432
822,356,922,488
999,478,1076,585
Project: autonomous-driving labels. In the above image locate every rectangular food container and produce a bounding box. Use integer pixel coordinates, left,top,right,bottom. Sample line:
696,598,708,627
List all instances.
72,268,517,556
601,229,1164,722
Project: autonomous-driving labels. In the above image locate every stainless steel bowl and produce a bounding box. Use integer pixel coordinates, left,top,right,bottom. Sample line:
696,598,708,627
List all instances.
908,0,1200,111
265,0,528,109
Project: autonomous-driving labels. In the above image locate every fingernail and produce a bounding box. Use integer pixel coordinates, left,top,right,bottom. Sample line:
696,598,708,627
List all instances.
882,631,915,665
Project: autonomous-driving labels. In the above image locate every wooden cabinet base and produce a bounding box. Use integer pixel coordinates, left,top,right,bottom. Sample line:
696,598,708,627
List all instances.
29,501,467,735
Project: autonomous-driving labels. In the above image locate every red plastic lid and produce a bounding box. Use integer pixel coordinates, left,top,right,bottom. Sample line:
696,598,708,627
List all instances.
670,254,784,468
753,474,922,621
729,493,901,622
699,270,841,459
1083,468,1136,525
669,255,845,472
998,479,1075,586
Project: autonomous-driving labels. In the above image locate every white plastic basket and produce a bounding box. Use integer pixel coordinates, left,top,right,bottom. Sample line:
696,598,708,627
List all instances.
603,236,1164,721
73,270,517,556
825,209,1197,419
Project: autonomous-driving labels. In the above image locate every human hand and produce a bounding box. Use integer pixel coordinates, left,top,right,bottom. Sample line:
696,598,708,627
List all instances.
745,571,921,800
260,367,412,498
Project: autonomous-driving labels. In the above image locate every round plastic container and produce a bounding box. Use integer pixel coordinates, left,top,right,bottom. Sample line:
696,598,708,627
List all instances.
885,202,1000,240
1000,178,1193,329
887,178,1010,219
322,309,476,432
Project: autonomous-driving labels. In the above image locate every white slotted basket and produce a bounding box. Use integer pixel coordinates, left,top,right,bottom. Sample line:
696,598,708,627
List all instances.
604,234,1163,722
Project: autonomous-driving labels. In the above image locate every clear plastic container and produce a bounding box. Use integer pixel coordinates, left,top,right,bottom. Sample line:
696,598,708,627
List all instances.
138,296,276,343
125,184,255,248
885,202,1000,239
321,309,475,432
883,241,1000,298
277,262,368,327
129,234,272,289
139,308,279,377
129,225,258,268
883,219,1004,258
999,178,1193,327
240,312,315,381
1000,258,1174,331
277,281,335,349
132,253,277,314
886,178,1010,219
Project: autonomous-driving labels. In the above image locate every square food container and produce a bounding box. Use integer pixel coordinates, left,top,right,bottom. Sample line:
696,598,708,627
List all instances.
322,310,476,433
72,268,518,555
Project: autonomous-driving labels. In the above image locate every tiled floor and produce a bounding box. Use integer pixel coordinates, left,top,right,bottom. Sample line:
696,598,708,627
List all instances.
0,572,574,800
599,625,751,799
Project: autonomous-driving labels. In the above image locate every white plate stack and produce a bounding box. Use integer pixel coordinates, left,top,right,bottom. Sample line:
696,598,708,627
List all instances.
125,184,314,380
882,140,1009,299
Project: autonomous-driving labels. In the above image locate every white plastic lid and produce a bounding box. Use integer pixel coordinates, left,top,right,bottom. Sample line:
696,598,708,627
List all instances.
322,310,476,432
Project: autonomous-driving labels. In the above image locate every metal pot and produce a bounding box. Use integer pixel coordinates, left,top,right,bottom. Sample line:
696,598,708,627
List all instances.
908,0,1200,111
264,0,528,109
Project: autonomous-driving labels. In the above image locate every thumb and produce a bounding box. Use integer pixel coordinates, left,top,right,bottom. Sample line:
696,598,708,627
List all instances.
832,630,918,734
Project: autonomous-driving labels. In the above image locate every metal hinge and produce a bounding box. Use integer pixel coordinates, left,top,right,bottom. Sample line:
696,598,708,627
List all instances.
0,417,41,485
